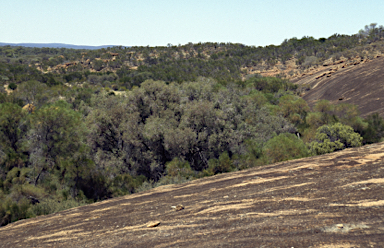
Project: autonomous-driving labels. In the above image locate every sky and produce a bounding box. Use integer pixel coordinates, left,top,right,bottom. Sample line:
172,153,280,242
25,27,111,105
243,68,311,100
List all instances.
1,0,383,47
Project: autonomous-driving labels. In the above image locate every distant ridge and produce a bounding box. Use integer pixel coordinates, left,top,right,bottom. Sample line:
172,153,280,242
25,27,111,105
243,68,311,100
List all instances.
0,42,122,50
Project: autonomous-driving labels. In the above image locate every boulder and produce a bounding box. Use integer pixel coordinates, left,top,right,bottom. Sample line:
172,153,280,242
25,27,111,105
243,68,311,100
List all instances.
22,104,35,113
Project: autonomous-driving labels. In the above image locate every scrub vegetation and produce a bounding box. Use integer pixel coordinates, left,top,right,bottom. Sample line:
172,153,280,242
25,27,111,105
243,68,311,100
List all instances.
0,24,383,226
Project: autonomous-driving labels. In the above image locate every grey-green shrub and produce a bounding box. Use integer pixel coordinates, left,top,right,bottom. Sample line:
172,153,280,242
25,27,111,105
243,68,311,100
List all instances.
309,123,363,155
263,133,309,163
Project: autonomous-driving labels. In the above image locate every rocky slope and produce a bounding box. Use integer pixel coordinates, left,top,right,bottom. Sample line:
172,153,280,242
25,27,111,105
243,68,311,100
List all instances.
291,56,384,117
1,142,384,247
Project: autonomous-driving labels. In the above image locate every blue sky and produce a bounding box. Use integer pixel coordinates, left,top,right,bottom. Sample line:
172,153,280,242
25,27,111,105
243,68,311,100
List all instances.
1,0,383,47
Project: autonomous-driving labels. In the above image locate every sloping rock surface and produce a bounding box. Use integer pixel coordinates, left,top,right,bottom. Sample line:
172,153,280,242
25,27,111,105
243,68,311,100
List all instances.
1,143,384,247
293,57,384,117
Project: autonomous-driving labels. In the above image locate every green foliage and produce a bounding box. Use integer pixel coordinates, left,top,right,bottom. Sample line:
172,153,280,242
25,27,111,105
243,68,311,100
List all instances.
0,182,48,226
15,80,47,106
278,95,310,126
92,60,104,71
263,133,309,163
107,174,146,196
61,151,95,199
28,198,86,217
9,184,46,202
362,113,384,144
0,103,29,169
63,72,83,82
244,91,267,108
244,139,264,161
202,152,234,176
0,197,31,226
1,23,384,76
246,77,298,94
1,25,384,226
154,174,190,187
68,87,94,110
3,167,32,190
29,100,86,186
311,100,338,126
309,123,363,155
302,56,319,67
8,83,17,90
134,180,155,193
165,158,194,179
305,100,364,133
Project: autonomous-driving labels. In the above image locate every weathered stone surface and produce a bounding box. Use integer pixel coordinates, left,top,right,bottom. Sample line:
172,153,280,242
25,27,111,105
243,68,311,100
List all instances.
293,57,384,117
146,221,160,228
175,204,184,211
1,143,384,247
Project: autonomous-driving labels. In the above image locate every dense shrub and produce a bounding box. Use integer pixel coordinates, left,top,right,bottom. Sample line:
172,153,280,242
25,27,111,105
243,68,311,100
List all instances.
309,123,363,155
8,83,17,90
165,158,194,179
361,113,384,144
202,152,234,176
263,133,309,163
28,199,86,217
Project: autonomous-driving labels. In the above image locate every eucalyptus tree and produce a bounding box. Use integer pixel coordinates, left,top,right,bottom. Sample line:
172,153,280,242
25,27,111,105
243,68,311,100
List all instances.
28,101,86,186
0,103,29,170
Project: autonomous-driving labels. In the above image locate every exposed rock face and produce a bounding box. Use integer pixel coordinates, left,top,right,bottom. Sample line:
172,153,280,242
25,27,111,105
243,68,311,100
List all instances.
22,103,35,113
293,57,384,117
1,142,384,247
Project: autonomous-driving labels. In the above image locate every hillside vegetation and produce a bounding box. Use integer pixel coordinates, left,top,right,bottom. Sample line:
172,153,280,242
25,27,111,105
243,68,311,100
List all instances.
1,24,384,226
2,142,384,247
1,23,384,86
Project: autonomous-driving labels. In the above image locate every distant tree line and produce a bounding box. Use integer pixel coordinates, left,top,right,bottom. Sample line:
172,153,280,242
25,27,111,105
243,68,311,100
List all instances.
1,24,384,226
1,24,383,88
